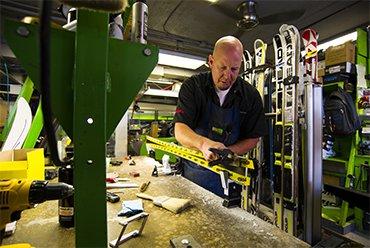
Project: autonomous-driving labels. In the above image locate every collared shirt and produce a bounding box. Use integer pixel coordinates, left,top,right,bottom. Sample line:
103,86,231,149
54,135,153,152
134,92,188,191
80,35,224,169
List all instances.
174,72,268,140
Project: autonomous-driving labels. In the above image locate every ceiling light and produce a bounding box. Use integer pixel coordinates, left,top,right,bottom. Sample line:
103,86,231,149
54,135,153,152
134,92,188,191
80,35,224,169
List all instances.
204,0,219,3
158,49,206,70
237,1,259,30
317,31,357,51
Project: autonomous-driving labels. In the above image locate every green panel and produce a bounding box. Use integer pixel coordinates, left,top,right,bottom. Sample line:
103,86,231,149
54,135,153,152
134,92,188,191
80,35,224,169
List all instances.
23,100,43,148
131,113,174,120
3,21,75,137
357,28,368,58
0,77,34,141
140,136,178,163
4,19,158,139
73,10,109,247
322,81,344,95
357,54,367,67
322,206,342,222
354,207,364,231
339,137,356,227
106,40,158,137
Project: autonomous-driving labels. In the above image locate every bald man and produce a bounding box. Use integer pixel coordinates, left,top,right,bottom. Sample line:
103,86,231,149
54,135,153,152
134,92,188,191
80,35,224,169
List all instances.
174,36,267,197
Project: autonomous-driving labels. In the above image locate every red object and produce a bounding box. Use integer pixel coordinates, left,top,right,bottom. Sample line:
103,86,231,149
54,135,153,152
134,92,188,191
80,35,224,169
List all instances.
175,108,185,114
105,178,117,183
129,172,140,177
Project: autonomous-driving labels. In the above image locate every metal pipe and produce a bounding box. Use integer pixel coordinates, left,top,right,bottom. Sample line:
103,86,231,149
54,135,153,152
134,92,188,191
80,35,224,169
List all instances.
131,0,148,44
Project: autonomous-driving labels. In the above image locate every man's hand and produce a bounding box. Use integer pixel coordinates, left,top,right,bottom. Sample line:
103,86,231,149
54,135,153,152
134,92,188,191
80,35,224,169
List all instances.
175,123,226,161
200,139,226,161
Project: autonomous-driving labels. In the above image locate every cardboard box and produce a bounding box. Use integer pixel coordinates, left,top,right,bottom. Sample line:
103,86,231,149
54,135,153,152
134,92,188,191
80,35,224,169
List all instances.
318,60,325,77
0,149,45,180
0,100,8,127
325,41,355,66
325,62,356,75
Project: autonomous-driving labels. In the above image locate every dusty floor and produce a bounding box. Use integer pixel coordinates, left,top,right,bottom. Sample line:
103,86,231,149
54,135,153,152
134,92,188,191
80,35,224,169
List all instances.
3,156,309,247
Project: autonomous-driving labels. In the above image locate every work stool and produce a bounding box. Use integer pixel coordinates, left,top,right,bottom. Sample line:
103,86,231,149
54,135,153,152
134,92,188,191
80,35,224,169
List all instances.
109,212,149,247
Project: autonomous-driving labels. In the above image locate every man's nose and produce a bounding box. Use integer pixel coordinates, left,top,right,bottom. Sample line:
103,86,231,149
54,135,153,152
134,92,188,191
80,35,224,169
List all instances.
223,69,231,79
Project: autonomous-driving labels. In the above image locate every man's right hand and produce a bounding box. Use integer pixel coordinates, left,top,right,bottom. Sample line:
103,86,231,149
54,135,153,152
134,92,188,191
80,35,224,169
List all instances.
200,139,226,161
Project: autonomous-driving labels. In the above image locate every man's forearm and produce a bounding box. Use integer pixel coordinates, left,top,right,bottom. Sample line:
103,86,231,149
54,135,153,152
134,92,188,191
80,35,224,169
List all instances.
174,122,207,150
174,122,227,161
227,137,259,155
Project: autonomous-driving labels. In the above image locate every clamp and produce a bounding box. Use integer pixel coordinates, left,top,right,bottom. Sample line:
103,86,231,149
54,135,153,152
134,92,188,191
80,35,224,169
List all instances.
109,212,149,247
208,148,247,167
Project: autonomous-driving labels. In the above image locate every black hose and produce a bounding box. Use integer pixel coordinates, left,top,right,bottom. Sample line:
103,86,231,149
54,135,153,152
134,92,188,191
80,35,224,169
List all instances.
40,0,65,167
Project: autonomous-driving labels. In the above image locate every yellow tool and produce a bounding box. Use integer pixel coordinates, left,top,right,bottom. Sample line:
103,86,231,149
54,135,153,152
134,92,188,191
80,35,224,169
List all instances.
0,179,74,236
145,136,254,187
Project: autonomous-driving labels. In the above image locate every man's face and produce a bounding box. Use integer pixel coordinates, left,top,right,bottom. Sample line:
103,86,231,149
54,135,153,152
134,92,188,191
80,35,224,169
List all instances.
208,49,242,90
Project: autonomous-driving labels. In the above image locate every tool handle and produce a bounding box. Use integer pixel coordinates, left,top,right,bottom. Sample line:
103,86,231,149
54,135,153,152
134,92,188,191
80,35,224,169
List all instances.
136,193,154,201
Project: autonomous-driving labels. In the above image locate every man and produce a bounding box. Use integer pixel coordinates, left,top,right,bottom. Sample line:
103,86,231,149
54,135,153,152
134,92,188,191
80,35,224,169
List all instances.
174,36,267,197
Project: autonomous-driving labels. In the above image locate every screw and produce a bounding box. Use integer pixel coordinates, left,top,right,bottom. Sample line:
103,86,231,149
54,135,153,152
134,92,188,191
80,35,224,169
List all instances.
87,118,94,124
143,48,151,56
17,26,30,37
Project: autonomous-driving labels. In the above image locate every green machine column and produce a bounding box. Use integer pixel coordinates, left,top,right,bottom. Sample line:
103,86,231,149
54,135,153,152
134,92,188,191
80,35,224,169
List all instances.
73,10,109,247
4,10,158,246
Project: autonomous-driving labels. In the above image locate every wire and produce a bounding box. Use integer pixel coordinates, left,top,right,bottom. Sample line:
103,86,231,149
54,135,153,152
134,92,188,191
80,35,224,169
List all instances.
162,0,183,35
40,0,65,167
3,61,10,108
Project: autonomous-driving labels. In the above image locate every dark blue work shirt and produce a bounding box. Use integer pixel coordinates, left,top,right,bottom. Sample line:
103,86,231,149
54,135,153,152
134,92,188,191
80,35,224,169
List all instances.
174,72,267,141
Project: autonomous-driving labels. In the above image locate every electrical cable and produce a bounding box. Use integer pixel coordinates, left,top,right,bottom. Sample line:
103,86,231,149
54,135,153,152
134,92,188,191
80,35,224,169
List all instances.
3,61,10,108
40,0,66,167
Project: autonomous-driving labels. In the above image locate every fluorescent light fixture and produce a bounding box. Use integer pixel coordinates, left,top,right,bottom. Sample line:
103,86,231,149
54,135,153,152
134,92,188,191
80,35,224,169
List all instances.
158,49,206,70
317,31,357,51
144,88,179,98
205,0,219,3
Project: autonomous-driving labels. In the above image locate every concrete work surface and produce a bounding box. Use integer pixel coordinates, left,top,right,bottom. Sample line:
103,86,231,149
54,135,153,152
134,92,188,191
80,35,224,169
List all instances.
3,156,309,247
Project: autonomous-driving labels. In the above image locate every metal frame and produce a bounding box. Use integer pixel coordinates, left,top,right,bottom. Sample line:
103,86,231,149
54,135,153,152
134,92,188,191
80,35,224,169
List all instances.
4,10,158,246
109,212,149,248
303,82,323,244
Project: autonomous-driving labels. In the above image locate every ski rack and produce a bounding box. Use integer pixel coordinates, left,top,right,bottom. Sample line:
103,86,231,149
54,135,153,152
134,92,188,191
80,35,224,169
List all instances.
145,136,254,187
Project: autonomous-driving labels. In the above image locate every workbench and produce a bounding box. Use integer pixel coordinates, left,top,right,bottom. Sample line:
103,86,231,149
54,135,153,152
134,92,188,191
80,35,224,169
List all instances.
2,156,309,247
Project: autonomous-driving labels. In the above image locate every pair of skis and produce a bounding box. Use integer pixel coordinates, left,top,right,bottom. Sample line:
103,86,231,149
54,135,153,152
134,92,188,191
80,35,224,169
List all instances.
273,24,301,235
273,24,319,236
242,40,268,214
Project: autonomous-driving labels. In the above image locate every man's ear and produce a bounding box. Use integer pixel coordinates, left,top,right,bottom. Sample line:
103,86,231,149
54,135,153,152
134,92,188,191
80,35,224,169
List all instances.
208,54,214,68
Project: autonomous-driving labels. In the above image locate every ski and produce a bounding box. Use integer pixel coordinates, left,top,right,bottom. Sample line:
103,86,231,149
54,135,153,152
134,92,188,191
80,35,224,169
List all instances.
302,29,319,83
273,24,301,235
250,39,267,214
272,32,286,230
243,49,253,84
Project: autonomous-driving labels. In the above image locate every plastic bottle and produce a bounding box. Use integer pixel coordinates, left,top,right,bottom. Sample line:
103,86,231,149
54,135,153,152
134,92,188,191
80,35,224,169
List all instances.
58,164,74,227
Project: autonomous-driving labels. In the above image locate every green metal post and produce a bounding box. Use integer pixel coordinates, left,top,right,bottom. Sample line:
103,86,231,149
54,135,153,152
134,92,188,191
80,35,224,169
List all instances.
73,10,109,247
339,136,356,227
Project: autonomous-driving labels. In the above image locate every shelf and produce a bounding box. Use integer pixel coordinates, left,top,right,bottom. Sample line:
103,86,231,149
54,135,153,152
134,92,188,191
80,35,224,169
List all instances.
323,157,348,163
323,158,347,174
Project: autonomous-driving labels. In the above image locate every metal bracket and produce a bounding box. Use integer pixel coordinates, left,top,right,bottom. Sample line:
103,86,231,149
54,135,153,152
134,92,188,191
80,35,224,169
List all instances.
220,171,229,195
109,212,149,248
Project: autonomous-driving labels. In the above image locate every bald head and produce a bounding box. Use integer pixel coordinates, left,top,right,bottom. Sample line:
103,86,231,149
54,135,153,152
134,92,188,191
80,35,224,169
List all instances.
213,36,243,58
208,36,244,90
